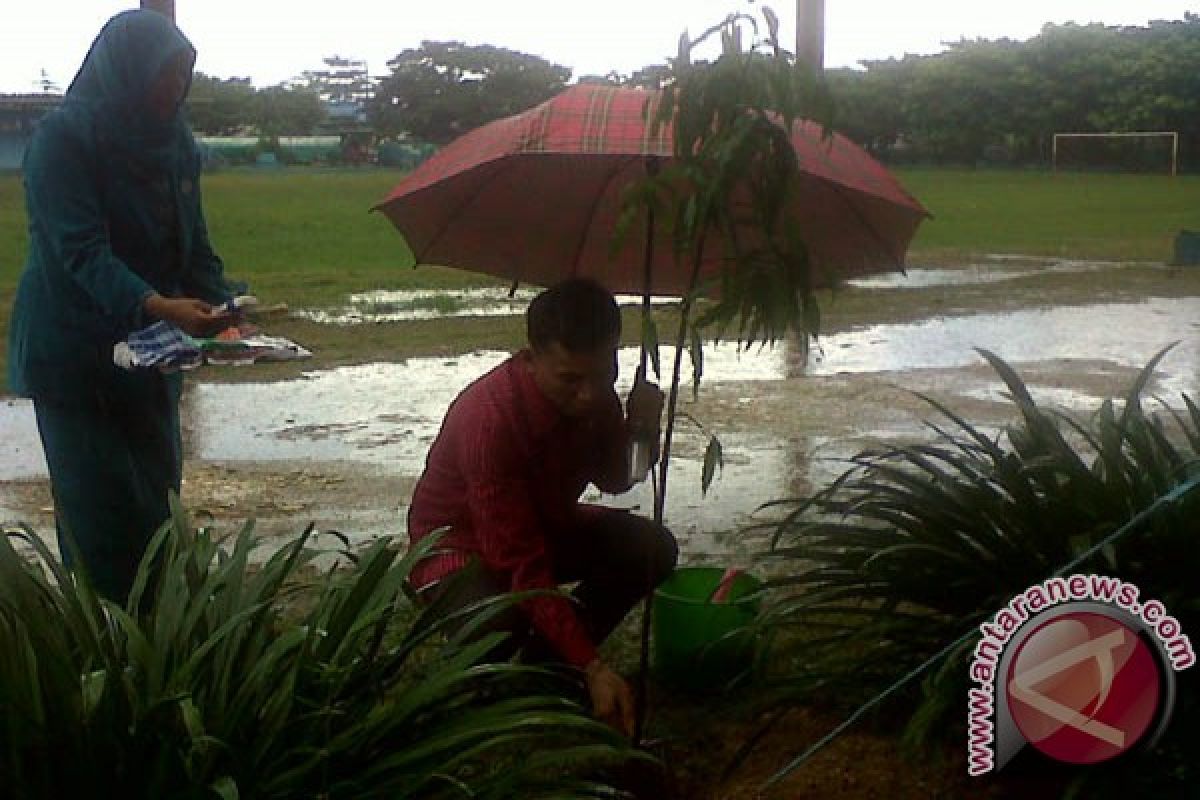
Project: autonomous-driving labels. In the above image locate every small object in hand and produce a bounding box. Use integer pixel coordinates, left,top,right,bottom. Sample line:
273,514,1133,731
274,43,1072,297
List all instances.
629,435,653,483
113,320,202,371
217,294,259,315
709,567,743,604
627,365,661,483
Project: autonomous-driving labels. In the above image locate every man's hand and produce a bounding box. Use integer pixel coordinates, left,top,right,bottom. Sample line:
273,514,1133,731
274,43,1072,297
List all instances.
584,659,635,737
144,293,235,337
626,369,664,437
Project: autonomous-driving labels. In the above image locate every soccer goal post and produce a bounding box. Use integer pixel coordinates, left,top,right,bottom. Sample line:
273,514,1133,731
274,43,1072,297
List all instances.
1052,131,1179,176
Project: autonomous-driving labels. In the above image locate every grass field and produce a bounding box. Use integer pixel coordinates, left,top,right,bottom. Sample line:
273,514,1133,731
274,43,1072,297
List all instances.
3,166,1200,386
899,169,1200,261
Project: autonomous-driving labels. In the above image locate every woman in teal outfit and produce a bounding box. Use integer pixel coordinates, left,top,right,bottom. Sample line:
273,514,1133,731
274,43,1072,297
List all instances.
7,10,238,601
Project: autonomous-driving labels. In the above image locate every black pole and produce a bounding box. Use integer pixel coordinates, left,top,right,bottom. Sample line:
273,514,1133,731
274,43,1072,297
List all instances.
638,156,661,374
636,232,705,737
633,155,660,745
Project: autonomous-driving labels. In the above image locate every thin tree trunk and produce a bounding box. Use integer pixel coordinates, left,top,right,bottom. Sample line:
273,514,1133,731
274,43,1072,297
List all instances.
796,0,825,75
141,0,176,22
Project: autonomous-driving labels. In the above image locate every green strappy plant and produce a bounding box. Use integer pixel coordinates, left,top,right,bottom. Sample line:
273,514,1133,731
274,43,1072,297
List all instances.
746,348,1200,794
0,498,642,799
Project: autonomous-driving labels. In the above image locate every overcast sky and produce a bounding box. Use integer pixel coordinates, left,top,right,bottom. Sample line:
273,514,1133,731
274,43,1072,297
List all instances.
2,1,1196,93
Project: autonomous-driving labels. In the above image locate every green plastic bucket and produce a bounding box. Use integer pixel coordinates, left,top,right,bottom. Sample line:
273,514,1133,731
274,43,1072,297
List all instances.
652,566,762,692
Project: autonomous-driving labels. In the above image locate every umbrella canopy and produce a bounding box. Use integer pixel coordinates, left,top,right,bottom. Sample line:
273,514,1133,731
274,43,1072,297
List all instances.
375,84,929,296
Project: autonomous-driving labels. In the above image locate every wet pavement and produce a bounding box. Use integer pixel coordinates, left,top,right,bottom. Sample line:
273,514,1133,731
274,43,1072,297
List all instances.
3,259,1199,565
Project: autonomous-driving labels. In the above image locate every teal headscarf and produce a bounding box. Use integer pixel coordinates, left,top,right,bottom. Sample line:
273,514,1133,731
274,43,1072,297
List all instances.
65,9,197,171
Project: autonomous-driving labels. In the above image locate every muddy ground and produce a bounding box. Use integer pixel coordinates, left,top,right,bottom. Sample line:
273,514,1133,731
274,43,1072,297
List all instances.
2,256,1198,797
6,258,1197,554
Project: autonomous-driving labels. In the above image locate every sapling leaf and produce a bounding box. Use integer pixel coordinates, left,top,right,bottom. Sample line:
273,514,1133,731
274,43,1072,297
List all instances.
702,435,725,495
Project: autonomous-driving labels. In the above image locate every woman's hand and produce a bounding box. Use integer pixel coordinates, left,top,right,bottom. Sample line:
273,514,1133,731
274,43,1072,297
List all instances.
143,293,234,337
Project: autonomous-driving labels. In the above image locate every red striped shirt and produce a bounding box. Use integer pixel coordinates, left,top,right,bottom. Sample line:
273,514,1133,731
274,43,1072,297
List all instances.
407,350,630,667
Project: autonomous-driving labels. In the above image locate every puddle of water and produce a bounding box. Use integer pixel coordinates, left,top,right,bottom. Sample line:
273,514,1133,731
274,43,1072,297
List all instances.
0,342,777,483
807,297,1200,401
0,398,47,480
6,297,1199,562
981,254,1057,264
298,431,861,565
303,258,1134,323
183,345,797,558
845,257,1115,290
848,267,1029,289
296,288,537,324
587,432,795,558
295,287,676,325
957,385,1114,412
187,343,785,471
8,298,1198,483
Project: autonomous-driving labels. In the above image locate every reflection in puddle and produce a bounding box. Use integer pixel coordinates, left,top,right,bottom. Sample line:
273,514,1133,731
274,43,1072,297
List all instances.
296,287,675,325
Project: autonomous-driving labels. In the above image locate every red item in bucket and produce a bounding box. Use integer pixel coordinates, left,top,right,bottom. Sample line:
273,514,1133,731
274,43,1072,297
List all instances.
710,567,743,604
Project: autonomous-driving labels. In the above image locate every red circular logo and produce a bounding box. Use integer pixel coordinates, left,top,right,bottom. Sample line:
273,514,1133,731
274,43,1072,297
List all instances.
1006,611,1161,765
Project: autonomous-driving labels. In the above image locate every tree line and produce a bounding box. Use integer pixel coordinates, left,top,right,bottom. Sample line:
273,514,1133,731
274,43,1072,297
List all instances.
181,14,1200,170
187,74,325,137
829,15,1200,169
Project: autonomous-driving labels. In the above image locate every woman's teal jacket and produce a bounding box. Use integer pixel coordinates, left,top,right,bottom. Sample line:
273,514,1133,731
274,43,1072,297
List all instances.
7,10,232,402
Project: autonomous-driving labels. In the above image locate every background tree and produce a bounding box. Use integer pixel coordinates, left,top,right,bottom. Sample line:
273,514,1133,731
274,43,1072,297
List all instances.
576,71,624,86
901,38,1025,164
625,63,674,90
370,41,569,142
254,85,325,138
293,55,374,107
827,13,1200,169
825,59,907,157
576,64,674,90
186,73,257,134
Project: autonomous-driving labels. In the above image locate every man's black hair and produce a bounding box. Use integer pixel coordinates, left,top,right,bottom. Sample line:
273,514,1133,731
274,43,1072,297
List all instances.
526,278,621,353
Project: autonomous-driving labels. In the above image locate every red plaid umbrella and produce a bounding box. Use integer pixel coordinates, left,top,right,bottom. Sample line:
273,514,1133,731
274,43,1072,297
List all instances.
375,84,928,296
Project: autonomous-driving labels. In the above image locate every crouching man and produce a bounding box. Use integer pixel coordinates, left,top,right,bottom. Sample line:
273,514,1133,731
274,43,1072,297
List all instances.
407,278,678,735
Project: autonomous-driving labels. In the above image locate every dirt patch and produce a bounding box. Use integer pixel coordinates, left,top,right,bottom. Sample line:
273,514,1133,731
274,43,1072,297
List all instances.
650,698,1070,799
0,461,411,556
183,460,408,523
